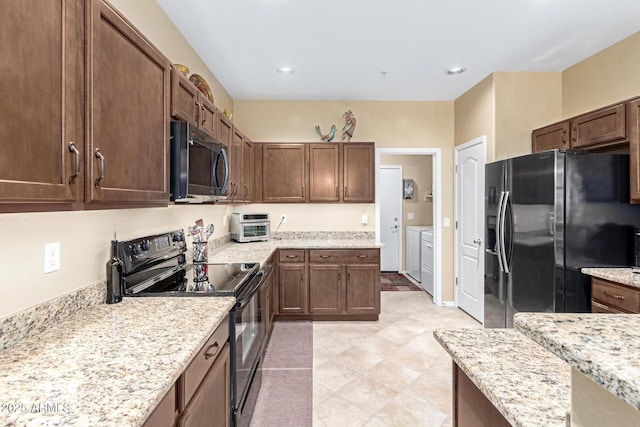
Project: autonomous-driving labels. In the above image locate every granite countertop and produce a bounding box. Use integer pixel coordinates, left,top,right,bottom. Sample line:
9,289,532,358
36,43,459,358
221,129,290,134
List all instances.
0,297,234,426
581,267,640,289
434,328,570,427
209,238,381,265
514,312,640,412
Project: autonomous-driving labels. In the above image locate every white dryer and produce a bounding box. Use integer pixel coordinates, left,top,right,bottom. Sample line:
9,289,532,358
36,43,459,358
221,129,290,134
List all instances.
405,225,433,283
421,228,435,296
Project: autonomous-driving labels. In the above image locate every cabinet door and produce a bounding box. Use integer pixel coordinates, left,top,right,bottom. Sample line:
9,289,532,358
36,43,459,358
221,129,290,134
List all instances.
262,144,308,202
178,343,230,427
198,95,217,139
170,66,198,127
0,0,84,210
630,99,640,204
309,264,344,313
343,143,374,202
345,264,380,314
229,128,244,201
309,144,340,202
570,104,626,149
242,137,254,202
278,264,307,313
531,122,569,152
86,0,170,205
143,383,177,427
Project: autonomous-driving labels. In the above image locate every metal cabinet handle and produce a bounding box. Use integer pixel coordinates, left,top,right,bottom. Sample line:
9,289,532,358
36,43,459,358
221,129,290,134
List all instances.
94,149,105,187
320,255,331,259
604,291,625,301
286,254,298,258
562,129,567,144
335,186,338,198
68,142,80,184
243,184,248,198
572,127,577,142
204,342,220,359
344,187,348,198
201,105,206,125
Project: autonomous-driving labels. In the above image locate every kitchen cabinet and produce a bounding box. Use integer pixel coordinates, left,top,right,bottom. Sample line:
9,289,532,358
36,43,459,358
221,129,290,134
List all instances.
0,0,84,211
142,315,230,427
277,248,380,320
591,277,640,314
256,142,375,204
85,0,170,206
343,143,375,202
261,144,308,203
308,144,340,202
170,66,217,139
225,128,253,203
278,250,308,314
453,363,511,427
570,104,626,149
630,99,640,203
143,383,178,427
531,122,569,152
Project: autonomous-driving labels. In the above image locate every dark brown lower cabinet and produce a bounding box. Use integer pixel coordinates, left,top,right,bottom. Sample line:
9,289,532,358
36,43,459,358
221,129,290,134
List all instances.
453,363,510,427
142,315,230,427
178,343,230,427
276,248,380,320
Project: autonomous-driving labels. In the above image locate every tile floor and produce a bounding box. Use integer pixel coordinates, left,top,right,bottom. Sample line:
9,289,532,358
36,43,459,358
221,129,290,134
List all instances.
313,291,480,426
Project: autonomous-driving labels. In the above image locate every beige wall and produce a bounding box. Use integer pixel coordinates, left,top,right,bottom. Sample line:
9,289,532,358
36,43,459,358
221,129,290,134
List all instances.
494,72,562,161
563,31,640,118
380,155,434,270
454,75,495,160
109,0,233,114
236,100,457,300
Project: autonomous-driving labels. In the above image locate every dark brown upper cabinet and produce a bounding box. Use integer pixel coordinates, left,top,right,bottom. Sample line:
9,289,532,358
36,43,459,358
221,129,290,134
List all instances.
309,144,340,202
170,66,217,139
343,143,375,203
260,144,308,203
630,99,640,204
0,0,85,212
531,122,569,152
570,104,626,149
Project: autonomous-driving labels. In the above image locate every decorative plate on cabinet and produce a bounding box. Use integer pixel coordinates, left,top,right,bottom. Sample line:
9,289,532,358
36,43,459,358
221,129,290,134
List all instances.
189,74,214,103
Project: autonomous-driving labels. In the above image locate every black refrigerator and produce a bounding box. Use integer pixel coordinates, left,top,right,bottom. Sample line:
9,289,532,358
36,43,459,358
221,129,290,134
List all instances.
484,149,640,328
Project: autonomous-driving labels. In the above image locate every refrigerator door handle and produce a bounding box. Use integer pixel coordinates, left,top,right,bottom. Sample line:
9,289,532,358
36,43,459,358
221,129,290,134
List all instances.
499,191,511,273
496,190,506,272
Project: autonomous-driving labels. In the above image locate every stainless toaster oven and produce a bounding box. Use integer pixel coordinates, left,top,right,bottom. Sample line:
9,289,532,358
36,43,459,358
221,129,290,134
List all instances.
230,213,270,242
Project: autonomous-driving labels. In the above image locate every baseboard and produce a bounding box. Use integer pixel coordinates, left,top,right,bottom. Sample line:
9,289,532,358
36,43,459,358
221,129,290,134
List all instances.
440,301,457,307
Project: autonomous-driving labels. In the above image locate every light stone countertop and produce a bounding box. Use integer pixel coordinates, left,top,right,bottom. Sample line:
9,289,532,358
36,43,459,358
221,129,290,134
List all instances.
514,312,640,412
434,328,570,427
0,297,234,426
581,267,640,289
209,238,381,265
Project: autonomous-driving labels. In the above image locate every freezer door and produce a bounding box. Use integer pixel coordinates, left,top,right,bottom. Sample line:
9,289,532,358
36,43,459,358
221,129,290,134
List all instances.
484,161,506,328
505,151,559,327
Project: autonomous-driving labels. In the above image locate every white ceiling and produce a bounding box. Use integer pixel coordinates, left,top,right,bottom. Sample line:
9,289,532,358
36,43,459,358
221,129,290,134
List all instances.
157,0,640,101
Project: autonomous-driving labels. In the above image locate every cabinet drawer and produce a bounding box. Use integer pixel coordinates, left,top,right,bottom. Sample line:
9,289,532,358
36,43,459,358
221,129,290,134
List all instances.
279,249,305,263
182,315,229,406
309,249,379,264
592,278,640,313
591,300,625,314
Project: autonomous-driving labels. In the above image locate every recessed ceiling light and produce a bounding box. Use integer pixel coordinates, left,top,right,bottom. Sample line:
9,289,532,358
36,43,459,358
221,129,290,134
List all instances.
446,66,466,75
276,66,295,74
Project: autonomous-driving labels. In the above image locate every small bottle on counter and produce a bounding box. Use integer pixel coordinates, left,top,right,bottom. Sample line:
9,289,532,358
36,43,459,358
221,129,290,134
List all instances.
106,237,123,304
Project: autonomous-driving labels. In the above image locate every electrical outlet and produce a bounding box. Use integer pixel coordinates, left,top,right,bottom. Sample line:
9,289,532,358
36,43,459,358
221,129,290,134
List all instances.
407,213,415,220
280,214,287,224
361,214,368,224
44,242,60,273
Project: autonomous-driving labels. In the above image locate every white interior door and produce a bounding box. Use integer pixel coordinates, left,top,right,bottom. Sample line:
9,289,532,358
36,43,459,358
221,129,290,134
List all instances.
379,166,402,271
455,138,485,322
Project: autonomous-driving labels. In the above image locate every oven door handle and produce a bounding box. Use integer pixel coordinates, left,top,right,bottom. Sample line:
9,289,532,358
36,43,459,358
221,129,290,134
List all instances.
236,271,265,308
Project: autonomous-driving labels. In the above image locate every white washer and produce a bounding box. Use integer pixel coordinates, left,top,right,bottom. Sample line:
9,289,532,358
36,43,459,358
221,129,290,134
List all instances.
421,228,435,296
405,226,433,283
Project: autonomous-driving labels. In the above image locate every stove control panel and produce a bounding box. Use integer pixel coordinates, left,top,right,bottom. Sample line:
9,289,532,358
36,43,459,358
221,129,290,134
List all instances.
117,230,186,275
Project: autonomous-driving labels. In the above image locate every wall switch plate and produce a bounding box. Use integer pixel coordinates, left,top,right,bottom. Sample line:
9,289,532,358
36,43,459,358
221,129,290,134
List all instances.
407,213,415,220
44,242,60,273
223,215,227,226
444,218,450,227
280,214,287,224
361,214,368,224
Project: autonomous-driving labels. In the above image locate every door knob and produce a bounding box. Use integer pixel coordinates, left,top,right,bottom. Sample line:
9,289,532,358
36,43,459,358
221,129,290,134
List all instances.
391,225,398,229
473,239,482,244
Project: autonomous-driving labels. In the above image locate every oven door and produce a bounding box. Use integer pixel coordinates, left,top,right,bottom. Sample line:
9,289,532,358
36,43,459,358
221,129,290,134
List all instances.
231,271,266,427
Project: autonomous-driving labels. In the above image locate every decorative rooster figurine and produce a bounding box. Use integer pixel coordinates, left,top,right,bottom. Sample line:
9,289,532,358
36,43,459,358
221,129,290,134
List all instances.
342,110,356,142
315,124,336,142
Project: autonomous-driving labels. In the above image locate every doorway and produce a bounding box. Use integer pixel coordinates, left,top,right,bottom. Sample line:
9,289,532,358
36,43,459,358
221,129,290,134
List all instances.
379,166,402,271
375,148,442,305
454,136,486,322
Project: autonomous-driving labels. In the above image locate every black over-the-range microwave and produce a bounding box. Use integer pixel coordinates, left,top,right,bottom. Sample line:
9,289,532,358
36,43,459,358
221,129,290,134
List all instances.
170,121,229,203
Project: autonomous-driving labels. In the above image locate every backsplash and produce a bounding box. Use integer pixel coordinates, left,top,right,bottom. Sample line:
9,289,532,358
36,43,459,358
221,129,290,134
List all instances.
0,280,105,352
